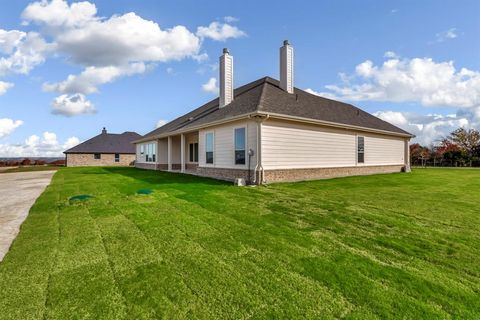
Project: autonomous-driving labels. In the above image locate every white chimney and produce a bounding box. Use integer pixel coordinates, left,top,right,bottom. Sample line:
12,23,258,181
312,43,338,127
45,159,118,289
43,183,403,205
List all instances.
219,48,234,107
280,40,294,94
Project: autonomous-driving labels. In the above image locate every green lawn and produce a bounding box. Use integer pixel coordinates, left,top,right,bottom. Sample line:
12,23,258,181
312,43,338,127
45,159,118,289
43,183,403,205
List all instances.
0,167,479,319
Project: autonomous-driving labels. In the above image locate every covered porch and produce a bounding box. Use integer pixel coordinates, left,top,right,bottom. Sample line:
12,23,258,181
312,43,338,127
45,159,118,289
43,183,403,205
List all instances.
156,131,199,173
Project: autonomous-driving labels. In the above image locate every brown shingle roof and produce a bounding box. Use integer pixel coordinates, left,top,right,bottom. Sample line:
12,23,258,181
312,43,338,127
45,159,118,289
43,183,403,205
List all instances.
139,77,412,141
64,131,141,154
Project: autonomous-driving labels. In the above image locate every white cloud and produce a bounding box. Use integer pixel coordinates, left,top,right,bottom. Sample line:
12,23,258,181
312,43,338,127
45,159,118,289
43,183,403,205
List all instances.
156,119,168,128
384,51,399,59
21,0,98,28
0,131,80,157
202,77,219,94
32,10,201,67
43,62,147,94
374,109,479,145
196,21,246,41
319,57,480,108
51,93,96,116
0,81,14,95
224,16,239,23
20,0,204,115
435,28,458,43
63,136,80,149
0,118,24,139
0,29,26,54
0,30,53,76
192,52,209,62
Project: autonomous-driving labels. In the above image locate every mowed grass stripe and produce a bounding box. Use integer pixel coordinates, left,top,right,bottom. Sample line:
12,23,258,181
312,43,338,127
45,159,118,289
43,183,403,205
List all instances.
119,195,350,318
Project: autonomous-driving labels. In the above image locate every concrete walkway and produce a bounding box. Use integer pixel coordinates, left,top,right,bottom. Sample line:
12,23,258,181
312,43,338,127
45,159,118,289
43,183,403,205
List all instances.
0,171,55,261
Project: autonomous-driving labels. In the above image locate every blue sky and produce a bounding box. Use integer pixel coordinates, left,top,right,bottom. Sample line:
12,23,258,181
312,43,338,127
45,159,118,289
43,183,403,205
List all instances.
0,0,479,156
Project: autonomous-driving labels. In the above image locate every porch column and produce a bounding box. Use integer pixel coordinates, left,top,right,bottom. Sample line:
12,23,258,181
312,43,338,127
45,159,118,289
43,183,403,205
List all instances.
180,133,185,173
167,136,172,171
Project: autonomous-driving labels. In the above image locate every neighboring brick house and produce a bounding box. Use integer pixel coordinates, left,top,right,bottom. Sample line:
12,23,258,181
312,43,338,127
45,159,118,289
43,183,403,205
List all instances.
134,41,414,184
64,128,141,167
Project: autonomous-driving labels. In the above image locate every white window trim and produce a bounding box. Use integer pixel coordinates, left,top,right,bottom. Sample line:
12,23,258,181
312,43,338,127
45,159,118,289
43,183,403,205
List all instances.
205,131,215,166
233,126,247,167
356,135,365,165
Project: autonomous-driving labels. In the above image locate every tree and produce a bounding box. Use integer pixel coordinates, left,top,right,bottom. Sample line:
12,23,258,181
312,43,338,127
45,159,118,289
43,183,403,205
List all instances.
448,128,480,166
436,139,463,166
410,143,424,166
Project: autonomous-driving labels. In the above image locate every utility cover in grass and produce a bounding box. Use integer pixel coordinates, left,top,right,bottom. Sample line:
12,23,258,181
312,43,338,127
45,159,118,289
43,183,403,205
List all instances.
136,189,153,195
69,195,95,201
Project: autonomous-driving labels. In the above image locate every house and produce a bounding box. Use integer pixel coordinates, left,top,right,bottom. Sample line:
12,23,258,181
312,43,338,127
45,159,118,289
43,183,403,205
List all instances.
134,41,413,184
64,128,141,167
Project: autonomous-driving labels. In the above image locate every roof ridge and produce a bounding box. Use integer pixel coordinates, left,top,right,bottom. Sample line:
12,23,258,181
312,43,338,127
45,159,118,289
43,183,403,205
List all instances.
256,78,270,111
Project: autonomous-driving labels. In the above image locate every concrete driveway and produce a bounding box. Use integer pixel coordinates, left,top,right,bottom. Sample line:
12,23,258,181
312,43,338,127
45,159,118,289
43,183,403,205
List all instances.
0,171,55,261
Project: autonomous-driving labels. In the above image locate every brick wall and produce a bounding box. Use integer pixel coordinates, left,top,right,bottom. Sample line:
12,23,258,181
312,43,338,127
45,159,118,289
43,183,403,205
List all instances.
135,162,157,170
196,166,255,183
135,162,404,185
263,165,404,183
66,153,135,167
186,163,198,170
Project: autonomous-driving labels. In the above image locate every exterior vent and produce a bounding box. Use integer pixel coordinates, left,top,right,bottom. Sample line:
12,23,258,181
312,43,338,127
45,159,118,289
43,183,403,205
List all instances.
280,40,294,94
219,48,234,107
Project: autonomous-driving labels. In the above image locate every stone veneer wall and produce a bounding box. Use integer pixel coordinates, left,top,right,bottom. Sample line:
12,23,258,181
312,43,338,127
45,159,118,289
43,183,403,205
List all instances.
135,162,157,170
186,163,198,170
135,163,404,185
263,165,404,183
196,167,255,183
135,163,194,171
67,153,135,167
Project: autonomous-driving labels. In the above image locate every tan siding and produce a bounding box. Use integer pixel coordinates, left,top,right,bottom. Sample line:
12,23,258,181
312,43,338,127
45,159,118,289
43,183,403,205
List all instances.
198,120,257,169
364,134,404,165
262,120,356,169
157,138,168,164
262,119,405,169
171,135,181,163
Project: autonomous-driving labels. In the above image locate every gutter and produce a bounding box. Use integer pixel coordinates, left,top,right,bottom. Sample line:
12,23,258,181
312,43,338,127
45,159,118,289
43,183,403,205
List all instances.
133,110,413,145
132,114,252,144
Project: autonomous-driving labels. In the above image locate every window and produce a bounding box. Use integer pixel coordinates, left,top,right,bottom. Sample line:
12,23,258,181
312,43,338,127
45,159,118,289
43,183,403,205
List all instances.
140,145,144,154
115,153,120,162
189,143,199,162
205,133,214,164
357,136,365,163
145,143,156,162
94,153,101,160
234,128,246,165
